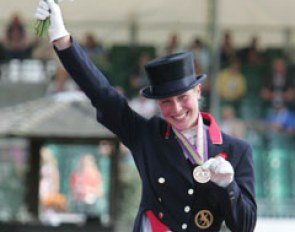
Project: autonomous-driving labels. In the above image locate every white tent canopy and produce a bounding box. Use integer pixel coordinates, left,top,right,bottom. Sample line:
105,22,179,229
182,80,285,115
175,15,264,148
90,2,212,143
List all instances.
1,0,294,47
2,0,295,26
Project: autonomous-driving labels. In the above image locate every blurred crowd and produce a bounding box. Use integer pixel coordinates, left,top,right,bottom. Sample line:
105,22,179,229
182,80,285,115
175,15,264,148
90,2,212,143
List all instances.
1,13,295,143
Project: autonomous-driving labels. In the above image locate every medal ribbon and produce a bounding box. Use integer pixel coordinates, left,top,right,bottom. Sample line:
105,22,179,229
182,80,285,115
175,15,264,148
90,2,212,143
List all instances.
174,113,208,166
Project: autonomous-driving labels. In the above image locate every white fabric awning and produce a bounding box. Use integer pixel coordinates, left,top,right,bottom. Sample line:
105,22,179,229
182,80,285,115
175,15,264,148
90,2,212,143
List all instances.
1,0,294,46
2,0,294,26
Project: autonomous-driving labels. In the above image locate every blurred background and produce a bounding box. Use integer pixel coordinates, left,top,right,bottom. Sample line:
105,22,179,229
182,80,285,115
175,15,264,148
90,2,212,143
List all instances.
0,0,295,231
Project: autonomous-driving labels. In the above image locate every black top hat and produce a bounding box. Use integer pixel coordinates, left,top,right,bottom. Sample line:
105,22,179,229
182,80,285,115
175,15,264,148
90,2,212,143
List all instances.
140,52,206,99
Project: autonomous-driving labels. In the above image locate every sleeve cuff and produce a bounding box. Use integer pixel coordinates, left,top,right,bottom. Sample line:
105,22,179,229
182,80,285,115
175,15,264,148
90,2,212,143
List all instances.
225,180,241,201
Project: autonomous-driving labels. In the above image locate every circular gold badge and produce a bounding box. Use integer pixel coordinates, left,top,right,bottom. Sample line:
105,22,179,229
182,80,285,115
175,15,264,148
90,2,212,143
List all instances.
194,210,214,229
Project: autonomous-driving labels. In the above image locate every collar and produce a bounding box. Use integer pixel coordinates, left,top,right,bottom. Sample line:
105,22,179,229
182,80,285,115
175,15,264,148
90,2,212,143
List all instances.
201,112,223,144
164,112,223,144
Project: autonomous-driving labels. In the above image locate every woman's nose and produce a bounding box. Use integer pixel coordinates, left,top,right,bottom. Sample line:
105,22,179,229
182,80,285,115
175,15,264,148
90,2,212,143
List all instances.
171,100,182,112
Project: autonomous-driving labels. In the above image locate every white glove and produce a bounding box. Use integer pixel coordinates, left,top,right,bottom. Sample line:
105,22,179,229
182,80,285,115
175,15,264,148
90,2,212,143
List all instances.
202,156,234,188
34,0,69,42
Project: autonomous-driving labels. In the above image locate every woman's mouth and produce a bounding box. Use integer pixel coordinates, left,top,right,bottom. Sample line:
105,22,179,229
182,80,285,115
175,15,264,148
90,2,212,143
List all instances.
172,112,187,121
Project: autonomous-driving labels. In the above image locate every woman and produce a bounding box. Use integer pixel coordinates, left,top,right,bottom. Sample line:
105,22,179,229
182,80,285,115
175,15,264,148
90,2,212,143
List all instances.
34,1,257,231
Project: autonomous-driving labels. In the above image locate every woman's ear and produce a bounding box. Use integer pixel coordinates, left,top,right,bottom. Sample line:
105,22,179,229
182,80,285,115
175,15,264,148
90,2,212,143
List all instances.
195,84,202,99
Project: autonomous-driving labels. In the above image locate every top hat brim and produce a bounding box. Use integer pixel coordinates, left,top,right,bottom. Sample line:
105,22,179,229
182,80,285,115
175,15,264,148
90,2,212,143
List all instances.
140,74,207,99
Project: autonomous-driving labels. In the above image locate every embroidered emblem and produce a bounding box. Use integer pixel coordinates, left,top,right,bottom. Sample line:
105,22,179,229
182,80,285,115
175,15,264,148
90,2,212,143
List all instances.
194,210,214,229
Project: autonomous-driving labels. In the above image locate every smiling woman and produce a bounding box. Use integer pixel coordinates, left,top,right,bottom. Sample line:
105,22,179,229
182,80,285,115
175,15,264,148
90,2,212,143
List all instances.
158,88,201,131
33,1,257,231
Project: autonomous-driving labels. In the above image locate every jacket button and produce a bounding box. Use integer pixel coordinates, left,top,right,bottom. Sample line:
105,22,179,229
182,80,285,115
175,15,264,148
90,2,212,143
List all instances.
158,177,165,184
188,188,194,195
184,206,191,213
229,191,235,200
158,197,162,202
158,212,164,219
182,223,188,230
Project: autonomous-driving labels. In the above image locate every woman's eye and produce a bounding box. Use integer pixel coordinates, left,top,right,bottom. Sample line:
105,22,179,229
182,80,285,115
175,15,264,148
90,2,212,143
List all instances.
161,100,170,105
179,95,187,101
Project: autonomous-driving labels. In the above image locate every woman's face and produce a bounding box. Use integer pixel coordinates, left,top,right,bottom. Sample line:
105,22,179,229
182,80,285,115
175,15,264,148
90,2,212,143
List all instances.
157,85,201,131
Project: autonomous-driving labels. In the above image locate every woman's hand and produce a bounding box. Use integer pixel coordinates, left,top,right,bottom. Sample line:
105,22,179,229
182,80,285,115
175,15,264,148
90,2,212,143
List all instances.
34,0,71,49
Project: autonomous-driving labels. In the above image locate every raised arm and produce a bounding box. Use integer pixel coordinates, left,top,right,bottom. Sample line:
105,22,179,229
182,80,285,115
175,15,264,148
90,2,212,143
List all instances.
34,0,147,148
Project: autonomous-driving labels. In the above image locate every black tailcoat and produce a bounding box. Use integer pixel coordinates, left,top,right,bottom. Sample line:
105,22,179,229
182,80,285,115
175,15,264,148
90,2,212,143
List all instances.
55,39,257,232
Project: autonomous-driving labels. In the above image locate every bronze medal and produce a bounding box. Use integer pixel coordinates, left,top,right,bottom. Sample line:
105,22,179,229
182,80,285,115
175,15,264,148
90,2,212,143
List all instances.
193,166,210,183
194,210,214,229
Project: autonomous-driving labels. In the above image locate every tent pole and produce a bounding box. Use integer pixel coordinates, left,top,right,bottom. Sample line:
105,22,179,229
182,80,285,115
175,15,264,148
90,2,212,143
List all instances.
207,0,221,122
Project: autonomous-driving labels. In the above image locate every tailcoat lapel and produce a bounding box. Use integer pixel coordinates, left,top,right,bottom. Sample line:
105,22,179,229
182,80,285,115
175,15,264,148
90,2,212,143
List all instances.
163,132,194,185
207,129,225,159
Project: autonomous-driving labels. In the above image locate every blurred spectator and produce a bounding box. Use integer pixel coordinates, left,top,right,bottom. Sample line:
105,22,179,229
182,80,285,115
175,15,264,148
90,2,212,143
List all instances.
81,32,113,84
260,58,295,109
163,32,182,55
263,98,295,135
216,58,247,115
219,106,247,139
237,36,264,65
128,93,158,119
81,32,105,64
39,147,60,202
128,52,151,97
39,147,67,213
117,143,141,229
189,38,210,108
0,43,5,63
46,65,78,95
1,13,39,60
190,38,209,73
220,30,237,67
70,154,103,214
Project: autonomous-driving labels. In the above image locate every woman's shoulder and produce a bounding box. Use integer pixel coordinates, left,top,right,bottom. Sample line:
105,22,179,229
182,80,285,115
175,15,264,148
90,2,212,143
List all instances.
222,132,250,149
